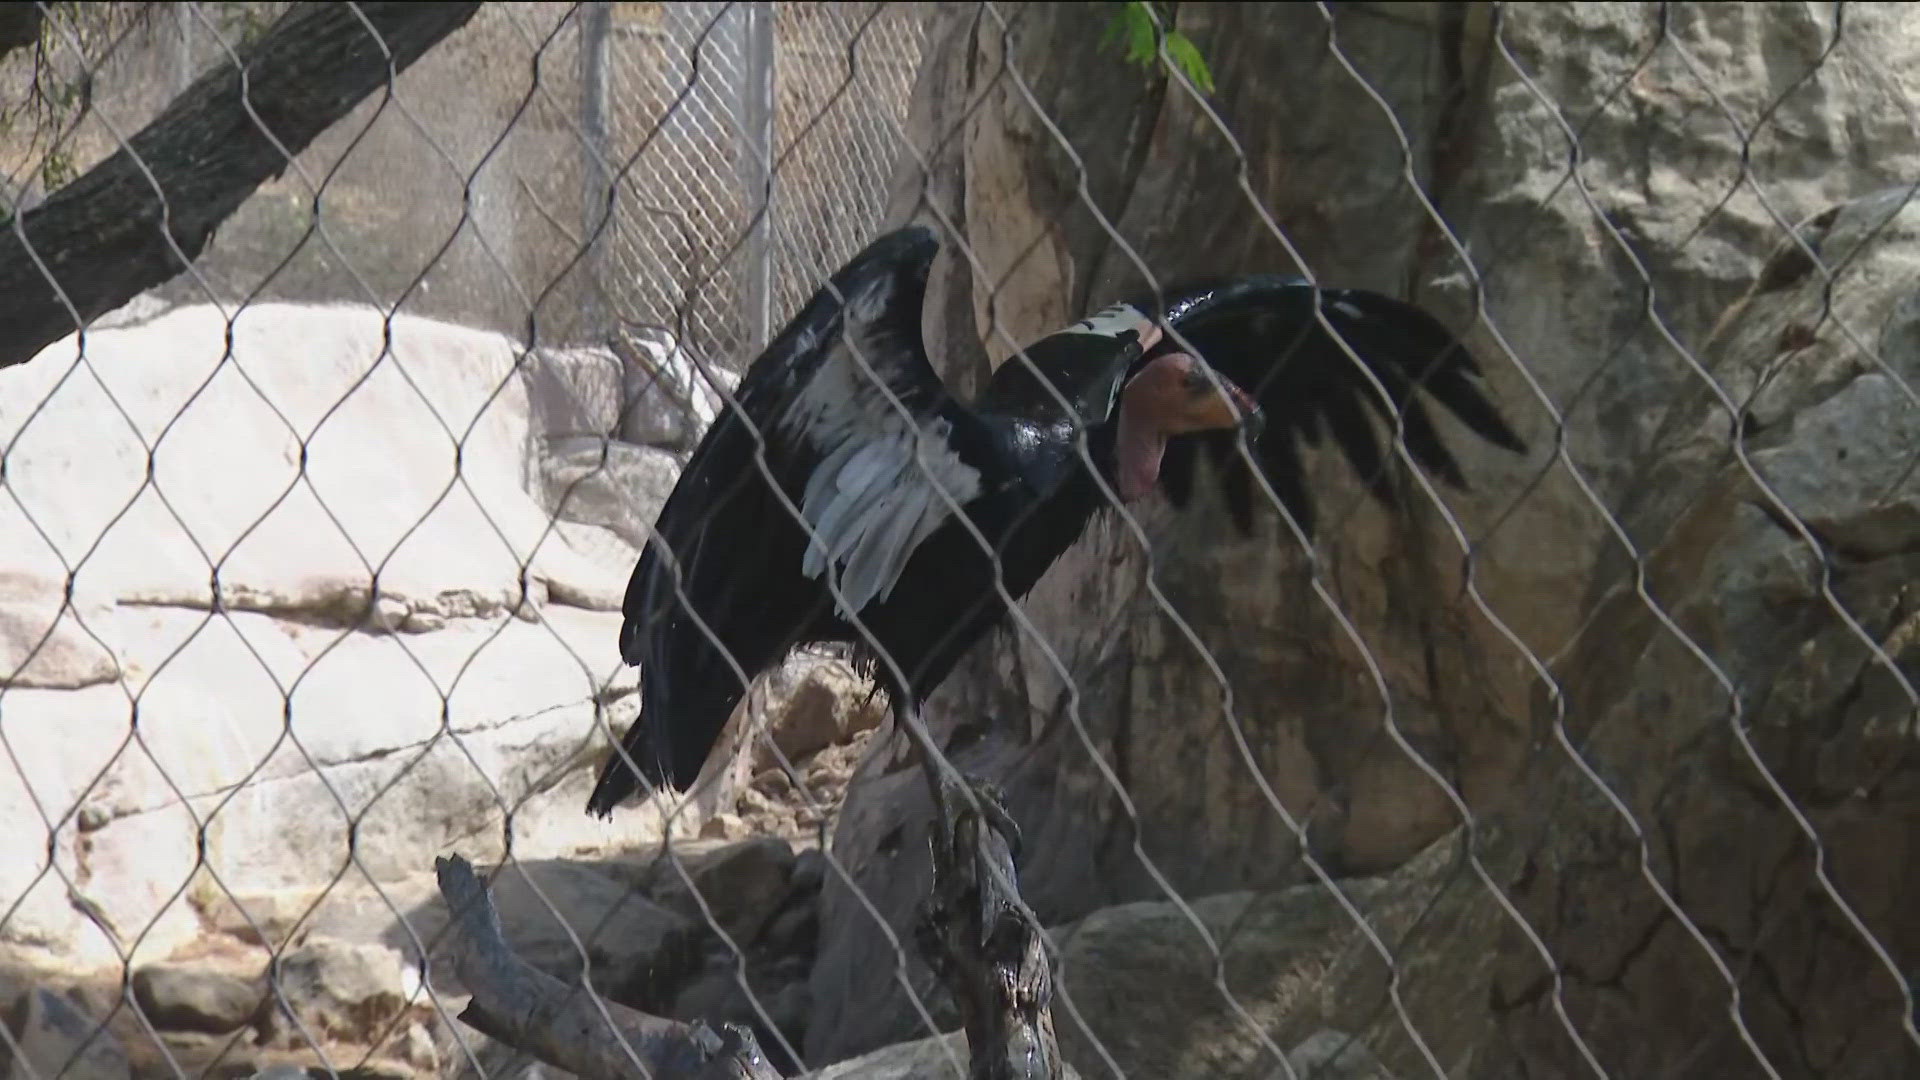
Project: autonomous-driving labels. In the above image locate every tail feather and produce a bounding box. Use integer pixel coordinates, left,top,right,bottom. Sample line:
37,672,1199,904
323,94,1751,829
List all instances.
588,616,748,816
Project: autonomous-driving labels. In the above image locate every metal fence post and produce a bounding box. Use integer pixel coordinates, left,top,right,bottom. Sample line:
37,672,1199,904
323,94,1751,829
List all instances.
579,1,613,346
739,1,776,356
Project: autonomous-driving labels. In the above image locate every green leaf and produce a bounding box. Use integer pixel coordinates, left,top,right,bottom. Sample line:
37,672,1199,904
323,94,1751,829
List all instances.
1162,29,1215,95
1099,3,1217,98
1124,5,1157,65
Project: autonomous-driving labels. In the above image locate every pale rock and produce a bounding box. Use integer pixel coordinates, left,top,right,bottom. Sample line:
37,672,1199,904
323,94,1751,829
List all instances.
68,801,206,965
393,1020,440,1073
524,343,626,445
750,767,797,801
527,329,734,452
2,988,131,1080
0,572,118,690
1041,836,1480,1079
47,693,635,965
0,605,636,918
548,520,641,580
1749,370,1920,554
1480,189,1920,1077
649,836,797,946
131,962,262,1035
0,304,624,628
369,596,411,634
512,576,549,622
399,609,445,634
536,437,682,553
242,1066,313,1080
88,291,170,331
241,859,698,998
186,698,624,895
257,939,410,1047
751,659,885,771
226,1049,416,1080
610,326,738,449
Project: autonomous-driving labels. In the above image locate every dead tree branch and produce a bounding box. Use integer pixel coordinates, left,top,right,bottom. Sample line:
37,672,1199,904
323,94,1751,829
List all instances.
0,1,481,370
434,769,1064,1080
916,770,1065,1080
432,854,781,1080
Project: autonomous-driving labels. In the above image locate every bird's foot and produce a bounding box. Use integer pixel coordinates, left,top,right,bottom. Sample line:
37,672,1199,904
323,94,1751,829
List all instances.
915,768,1059,1078
929,767,1023,866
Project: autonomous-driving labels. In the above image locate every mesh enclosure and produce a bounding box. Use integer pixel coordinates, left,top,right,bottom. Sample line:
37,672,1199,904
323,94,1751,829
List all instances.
0,3,1914,1080
592,1,928,369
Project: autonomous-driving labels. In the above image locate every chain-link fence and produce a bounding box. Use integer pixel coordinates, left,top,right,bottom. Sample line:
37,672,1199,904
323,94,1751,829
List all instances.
583,2,927,375
0,3,1917,1079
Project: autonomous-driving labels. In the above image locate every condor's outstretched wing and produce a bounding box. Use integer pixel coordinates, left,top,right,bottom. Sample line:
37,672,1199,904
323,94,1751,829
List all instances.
1135,276,1528,536
589,225,985,810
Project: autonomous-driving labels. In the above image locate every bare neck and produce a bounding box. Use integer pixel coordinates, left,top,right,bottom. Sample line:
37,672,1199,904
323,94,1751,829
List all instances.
1113,389,1166,502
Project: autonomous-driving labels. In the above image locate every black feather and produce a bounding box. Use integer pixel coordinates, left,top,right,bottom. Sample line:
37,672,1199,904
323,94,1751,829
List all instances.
1122,275,1529,540
593,244,1532,817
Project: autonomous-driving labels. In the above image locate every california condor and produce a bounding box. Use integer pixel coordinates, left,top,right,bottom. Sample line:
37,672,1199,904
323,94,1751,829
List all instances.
586,225,1526,814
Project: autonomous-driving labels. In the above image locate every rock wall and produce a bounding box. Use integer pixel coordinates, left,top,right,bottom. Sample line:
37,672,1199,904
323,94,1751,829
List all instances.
0,292,896,1080
809,3,1920,1074
0,299,672,972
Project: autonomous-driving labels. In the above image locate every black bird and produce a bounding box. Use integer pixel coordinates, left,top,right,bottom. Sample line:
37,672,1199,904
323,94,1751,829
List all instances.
586,225,1527,815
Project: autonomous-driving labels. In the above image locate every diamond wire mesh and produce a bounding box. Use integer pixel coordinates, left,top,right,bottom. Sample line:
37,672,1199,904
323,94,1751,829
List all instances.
0,2,1915,1079
594,2,929,374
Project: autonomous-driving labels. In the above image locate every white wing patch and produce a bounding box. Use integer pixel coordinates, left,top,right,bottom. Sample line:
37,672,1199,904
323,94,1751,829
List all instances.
780,272,982,617
1067,302,1148,339
797,419,980,615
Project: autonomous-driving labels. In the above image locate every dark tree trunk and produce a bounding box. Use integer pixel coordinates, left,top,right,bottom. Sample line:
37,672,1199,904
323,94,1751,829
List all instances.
0,1,482,370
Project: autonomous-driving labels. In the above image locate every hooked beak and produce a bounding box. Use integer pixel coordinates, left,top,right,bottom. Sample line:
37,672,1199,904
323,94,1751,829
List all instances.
1218,375,1265,443
1239,398,1267,443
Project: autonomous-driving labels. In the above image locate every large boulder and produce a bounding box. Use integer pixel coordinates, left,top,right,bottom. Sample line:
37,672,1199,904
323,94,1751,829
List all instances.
0,572,119,690
1469,188,1920,1078
647,835,798,946
609,326,738,450
1047,833,1486,1078
1,988,131,1080
536,436,681,555
255,939,414,1047
131,962,263,1035
0,303,626,621
0,304,715,970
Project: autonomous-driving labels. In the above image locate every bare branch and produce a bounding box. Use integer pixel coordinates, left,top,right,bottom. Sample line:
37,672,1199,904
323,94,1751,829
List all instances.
436,767,1064,1080
0,1,482,370
432,854,782,1080
916,771,1065,1080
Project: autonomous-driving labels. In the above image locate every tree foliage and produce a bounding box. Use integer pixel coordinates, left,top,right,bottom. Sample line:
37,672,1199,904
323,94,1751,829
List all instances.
1100,1,1215,95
